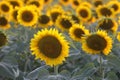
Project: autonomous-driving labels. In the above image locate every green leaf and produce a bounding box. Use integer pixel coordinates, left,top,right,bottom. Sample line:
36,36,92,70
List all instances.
106,71,119,80
26,66,49,79
0,62,14,79
107,54,120,71
71,63,96,80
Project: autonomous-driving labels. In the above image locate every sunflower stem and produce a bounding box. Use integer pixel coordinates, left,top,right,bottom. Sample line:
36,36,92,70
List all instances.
54,65,59,75
99,54,104,79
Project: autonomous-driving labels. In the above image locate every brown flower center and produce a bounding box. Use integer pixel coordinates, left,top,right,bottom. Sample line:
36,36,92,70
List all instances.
100,7,112,16
22,11,33,22
38,15,50,24
86,34,107,51
0,17,8,26
98,19,114,30
72,15,80,23
60,19,72,29
9,1,19,8
94,0,102,7
13,10,18,21
29,1,40,7
112,4,118,11
38,35,62,58
51,12,61,22
1,4,9,12
79,9,88,18
74,28,85,38
73,1,79,6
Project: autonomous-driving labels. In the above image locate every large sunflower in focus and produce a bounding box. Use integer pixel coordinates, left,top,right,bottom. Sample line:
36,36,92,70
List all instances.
0,16,10,29
69,24,89,41
0,1,13,15
96,5,114,18
82,30,112,55
17,6,38,27
76,6,92,22
30,28,69,66
56,15,74,31
97,17,118,33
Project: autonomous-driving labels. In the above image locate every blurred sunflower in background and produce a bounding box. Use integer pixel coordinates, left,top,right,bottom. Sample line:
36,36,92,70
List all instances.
0,32,7,47
69,24,89,42
93,0,103,8
47,5,64,24
0,1,13,15
59,0,70,6
10,7,19,23
8,0,24,8
71,14,81,24
43,0,53,5
97,17,118,33
17,6,38,27
56,15,74,31
70,0,81,9
30,28,69,66
27,0,43,11
76,6,92,22
38,14,52,28
117,32,120,42
96,5,114,18
80,1,92,8
0,16,10,29
107,0,120,15
82,30,112,55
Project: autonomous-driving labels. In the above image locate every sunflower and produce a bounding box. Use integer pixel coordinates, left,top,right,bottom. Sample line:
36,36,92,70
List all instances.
10,7,19,23
97,17,118,33
117,32,120,42
0,16,10,29
0,32,7,47
96,5,114,18
8,0,23,8
71,14,81,24
17,6,38,27
69,24,89,41
82,30,112,55
55,15,74,31
80,1,92,8
59,0,70,6
71,0,81,9
107,0,120,14
38,14,52,28
47,6,64,23
0,1,13,15
76,6,92,22
43,0,53,5
27,0,43,11
30,28,69,66
93,0,103,7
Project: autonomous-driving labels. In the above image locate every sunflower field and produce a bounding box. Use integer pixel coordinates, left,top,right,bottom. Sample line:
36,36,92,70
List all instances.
1,0,120,80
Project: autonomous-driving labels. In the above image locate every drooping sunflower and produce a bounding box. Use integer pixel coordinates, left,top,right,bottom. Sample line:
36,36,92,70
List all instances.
10,7,19,23
0,1,13,15
107,0,120,15
8,0,23,8
55,15,74,31
96,5,114,18
82,30,112,55
97,17,118,33
71,0,81,9
30,28,69,66
76,6,92,22
0,16,10,29
69,24,89,41
17,6,38,27
27,0,43,11
0,32,7,47
93,0,103,8
59,0,70,6
38,14,52,28
47,6,64,23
